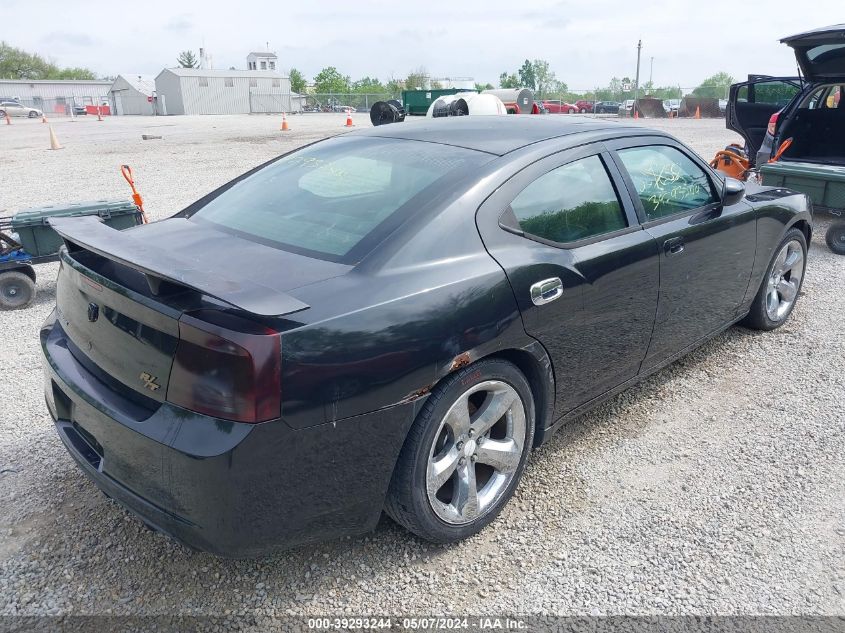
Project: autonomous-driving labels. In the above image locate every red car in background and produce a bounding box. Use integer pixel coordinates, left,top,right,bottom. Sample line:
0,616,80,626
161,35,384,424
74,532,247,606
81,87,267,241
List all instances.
542,100,577,114
575,100,595,113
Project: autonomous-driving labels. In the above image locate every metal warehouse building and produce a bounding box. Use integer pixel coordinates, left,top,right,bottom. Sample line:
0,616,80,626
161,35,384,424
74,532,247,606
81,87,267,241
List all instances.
109,75,156,116
154,68,293,115
0,79,112,114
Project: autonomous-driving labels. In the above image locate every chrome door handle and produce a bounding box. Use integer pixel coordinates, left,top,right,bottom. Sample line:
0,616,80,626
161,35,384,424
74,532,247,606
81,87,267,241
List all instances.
664,237,685,255
530,277,563,306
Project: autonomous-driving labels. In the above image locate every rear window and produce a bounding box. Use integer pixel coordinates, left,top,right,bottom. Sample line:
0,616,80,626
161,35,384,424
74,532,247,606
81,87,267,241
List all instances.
191,137,489,263
805,43,845,76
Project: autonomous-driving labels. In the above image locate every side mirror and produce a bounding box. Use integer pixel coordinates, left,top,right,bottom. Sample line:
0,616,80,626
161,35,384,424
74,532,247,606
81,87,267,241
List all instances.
722,177,746,206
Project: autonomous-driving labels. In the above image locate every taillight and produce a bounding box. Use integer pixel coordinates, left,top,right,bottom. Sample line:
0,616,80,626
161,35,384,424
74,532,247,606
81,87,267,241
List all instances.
767,111,780,137
167,311,281,423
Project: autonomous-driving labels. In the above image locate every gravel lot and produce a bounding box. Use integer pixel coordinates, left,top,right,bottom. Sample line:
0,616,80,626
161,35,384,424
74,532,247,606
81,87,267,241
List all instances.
0,114,843,620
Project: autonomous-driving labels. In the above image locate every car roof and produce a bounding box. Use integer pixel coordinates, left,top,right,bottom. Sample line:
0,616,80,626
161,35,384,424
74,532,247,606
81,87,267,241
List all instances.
351,116,639,156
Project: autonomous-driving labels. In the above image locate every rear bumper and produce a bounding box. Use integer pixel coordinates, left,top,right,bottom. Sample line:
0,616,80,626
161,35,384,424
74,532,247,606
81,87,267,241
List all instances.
41,312,417,557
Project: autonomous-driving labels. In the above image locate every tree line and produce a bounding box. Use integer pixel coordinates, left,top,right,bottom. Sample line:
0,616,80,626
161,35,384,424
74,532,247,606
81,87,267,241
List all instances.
0,41,97,80
1,41,737,103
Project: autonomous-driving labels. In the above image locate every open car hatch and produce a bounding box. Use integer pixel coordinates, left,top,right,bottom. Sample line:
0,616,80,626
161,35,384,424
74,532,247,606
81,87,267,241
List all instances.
782,24,845,81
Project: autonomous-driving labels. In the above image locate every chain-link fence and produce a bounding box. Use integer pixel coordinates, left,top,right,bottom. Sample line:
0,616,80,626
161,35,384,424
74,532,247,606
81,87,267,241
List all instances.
300,93,397,113
8,96,112,117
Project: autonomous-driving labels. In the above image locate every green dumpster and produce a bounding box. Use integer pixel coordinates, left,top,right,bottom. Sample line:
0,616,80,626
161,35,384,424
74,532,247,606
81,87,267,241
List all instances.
11,199,142,258
759,161,845,211
401,89,468,116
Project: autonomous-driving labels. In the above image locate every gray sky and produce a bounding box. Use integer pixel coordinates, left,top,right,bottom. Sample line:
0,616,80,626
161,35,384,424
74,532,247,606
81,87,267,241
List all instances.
2,0,840,89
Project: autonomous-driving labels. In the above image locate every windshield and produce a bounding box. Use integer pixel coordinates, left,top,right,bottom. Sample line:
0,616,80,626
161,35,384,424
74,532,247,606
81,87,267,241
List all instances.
190,136,490,263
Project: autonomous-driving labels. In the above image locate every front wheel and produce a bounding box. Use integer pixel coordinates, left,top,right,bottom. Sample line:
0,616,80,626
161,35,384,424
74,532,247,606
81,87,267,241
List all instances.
28,111,37,118
385,359,535,543
825,222,845,255
0,271,36,310
741,228,807,330
579,108,586,113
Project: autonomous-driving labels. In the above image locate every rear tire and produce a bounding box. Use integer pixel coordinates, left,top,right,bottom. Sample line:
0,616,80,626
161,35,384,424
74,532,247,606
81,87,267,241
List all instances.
825,222,845,255
28,111,37,118
741,228,807,330
0,271,36,310
385,359,535,543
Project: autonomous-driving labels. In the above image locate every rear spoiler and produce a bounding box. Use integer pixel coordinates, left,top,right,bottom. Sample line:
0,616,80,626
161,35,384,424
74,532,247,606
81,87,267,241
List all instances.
49,216,309,317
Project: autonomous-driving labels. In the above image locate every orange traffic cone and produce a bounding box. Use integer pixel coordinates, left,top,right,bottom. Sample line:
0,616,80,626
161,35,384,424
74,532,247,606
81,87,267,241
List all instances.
97,106,103,122
4,112,10,125
695,105,701,120
345,109,353,127
634,108,639,120
41,114,47,123
48,125,63,150
280,112,290,131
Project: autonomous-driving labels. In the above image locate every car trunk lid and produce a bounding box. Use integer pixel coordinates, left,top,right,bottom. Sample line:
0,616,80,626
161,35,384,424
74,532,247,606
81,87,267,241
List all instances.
782,24,845,81
51,216,350,406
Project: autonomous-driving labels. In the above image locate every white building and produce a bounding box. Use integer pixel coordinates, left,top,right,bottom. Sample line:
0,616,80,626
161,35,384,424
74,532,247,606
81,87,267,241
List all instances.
0,79,112,113
154,68,292,115
109,75,156,115
246,52,278,72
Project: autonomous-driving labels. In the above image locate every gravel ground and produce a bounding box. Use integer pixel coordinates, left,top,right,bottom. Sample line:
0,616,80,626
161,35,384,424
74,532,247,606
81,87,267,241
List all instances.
0,114,843,620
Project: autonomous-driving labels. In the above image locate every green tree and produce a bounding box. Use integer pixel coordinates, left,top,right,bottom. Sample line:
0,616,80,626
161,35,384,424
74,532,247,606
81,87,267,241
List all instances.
532,59,556,99
0,41,96,79
385,77,403,96
692,72,734,99
313,66,350,94
475,82,494,91
352,76,386,94
177,50,198,68
404,67,428,90
499,72,519,88
518,59,536,90
288,68,307,94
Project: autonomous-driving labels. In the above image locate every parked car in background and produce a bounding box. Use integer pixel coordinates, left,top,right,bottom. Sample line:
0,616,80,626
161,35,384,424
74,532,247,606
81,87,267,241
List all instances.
542,100,577,114
594,101,621,114
72,105,87,116
0,101,42,118
575,100,594,113
727,25,845,166
663,99,681,114
43,116,812,556
619,99,636,115
718,99,727,115
726,23,845,254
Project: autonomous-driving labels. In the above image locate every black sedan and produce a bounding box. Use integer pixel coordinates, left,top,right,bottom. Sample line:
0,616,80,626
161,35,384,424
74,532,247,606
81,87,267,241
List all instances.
594,101,621,114
42,117,812,556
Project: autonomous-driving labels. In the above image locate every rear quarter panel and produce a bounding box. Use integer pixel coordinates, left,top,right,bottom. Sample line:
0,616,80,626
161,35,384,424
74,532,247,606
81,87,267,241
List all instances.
272,171,550,431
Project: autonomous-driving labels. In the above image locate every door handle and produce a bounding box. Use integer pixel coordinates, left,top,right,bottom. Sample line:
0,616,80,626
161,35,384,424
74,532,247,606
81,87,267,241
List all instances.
664,237,685,256
530,277,563,306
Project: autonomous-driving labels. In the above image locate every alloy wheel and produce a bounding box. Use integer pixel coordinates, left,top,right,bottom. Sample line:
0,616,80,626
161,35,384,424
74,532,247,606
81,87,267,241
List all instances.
765,239,804,322
426,380,526,525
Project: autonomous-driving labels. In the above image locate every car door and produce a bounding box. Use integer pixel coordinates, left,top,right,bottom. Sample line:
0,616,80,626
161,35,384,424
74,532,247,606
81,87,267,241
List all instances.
727,76,802,159
476,143,659,417
606,137,757,370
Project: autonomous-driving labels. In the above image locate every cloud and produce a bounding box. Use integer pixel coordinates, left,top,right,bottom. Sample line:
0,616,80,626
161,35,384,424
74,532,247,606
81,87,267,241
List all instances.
164,14,193,32
43,32,98,47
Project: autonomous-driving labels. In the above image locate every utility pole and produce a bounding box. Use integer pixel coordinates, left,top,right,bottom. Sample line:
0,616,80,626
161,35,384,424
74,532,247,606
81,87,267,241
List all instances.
649,56,654,86
634,39,642,112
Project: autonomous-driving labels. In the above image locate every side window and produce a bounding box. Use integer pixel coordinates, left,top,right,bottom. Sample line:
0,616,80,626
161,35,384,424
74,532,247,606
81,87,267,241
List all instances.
748,81,800,107
617,145,717,221
509,155,627,244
